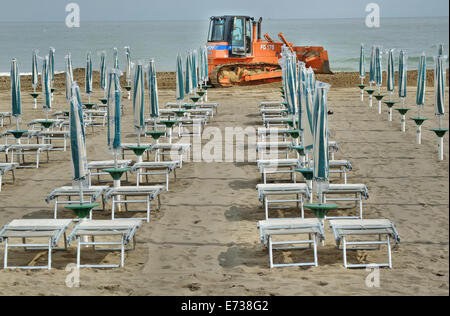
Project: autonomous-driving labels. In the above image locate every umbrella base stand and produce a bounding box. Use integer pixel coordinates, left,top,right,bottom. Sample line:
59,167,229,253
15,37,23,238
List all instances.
395,108,411,132
366,89,376,107
374,95,385,114
103,168,130,212
65,203,99,220
127,146,150,182
357,85,367,102
430,129,449,160
30,93,39,109
99,98,107,105
296,168,313,202
291,146,305,161
411,118,428,144
384,101,397,121
124,86,132,100
160,120,180,144
304,203,339,245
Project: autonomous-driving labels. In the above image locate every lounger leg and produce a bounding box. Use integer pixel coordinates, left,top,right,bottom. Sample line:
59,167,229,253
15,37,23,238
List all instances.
77,238,81,269
4,238,8,269
120,236,125,268
166,172,169,191
0,175,2,191
36,152,39,168
47,238,52,270
112,197,116,220
147,195,150,223
268,236,274,269
359,194,363,219
313,234,318,267
265,198,269,220
300,194,304,218
342,236,348,268
54,198,58,219
387,236,392,269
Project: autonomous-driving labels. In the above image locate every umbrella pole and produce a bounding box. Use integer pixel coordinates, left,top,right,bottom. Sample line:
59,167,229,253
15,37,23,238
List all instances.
401,99,406,132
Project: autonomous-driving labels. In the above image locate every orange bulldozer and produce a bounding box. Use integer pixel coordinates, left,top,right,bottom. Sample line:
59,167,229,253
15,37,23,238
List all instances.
206,16,332,87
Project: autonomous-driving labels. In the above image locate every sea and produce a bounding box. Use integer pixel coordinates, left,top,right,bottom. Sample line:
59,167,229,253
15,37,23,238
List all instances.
0,17,448,75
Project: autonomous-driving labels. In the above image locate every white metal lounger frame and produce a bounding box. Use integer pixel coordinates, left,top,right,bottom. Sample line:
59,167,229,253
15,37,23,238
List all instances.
132,162,177,191
46,186,109,219
87,160,132,185
257,184,311,220
322,185,369,220
257,160,301,184
258,219,324,268
67,221,141,268
178,118,205,137
328,220,400,269
0,112,12,127
6,144,52,168
150,144,190,168
0,163,17,191
104,186,163,222
0,220,72,270
31,131,69,152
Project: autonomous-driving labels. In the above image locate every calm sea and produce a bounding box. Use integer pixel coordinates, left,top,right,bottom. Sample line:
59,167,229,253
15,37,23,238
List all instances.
0,17,448,75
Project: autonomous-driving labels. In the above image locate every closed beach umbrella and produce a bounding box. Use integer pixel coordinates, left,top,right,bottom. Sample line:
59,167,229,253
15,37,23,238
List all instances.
42,56,51,116
438,44,445,56
416,53,426,110
100,52,107,94
286,58,297,116
201,46,209,87
113,48,119,70
31,50,39,92
307,67,316,94
11,59,22,129
302,82,315,153
148,59,159,118
69,82,88,183
375,46,382,89
369,45,376,86
65,55,73,103
176,54,184,103
398,50,407,101
106,69,122,160
312,82,331,201
85,52,93,101
125,46,132,84
297,62,306,132
191,50,198,91
359,43,365,82
434,55,446,119
49,47,55,88
185,53,193,96
133,63,145,143
386,49,395,97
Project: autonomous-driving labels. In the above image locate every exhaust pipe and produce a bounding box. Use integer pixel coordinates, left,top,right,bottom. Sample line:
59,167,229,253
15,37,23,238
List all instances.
257,17,262,41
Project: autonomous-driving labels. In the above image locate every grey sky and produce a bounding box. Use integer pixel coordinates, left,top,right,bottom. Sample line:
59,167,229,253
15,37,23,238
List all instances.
0,0,448,22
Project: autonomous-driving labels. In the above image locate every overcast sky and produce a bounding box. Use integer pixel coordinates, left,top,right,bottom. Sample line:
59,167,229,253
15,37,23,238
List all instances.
0,0,448,22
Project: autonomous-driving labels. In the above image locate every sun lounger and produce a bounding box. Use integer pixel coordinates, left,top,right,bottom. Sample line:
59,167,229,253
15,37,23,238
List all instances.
259,101,284,110
131,161,178,190
6,144,52,168
149,143,191,168
256,141,293,159
45,186,110,219
178,118,206,137
257,127,289,141
263,116,294,128
104,186,164,222
328,219,400,268
165,102,220,114
0,219,73,270
0,112,12,127
66,219,141,268
0,162,18,191
256,183,311,219
87,160,132,185
322,184,369,219
257,218,324,268
328,141,339,160
83,109,107,127
28,130,69,151
257,159,301,183
306,159,352,184
0,145,8,162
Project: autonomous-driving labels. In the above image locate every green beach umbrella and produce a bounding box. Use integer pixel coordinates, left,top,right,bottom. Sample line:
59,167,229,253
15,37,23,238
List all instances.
302,81,315,154
49,47,55,88
148,59,159,118
106,69,122,160
100,51,107,96
398,50,407,101
31,50,39,93
386,49,395,97
11,58,22,129
438,44,445,56
191,50,198,91
65,54,73,103
41,55,52,117
286,57,297,116
312,81,331,202
375,46,383,90
297,62,306,132
176,53,184,103
185,52,193,96
69,82,88,182
369,45,376,87
113,47,119,70
416,53,426,111
132,62,145,145
359,43,365,82
85,52,93,102
125,46,132,85
433,55,447,160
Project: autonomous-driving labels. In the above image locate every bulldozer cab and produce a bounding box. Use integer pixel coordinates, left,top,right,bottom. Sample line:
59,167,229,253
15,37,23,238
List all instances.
208,16,253,57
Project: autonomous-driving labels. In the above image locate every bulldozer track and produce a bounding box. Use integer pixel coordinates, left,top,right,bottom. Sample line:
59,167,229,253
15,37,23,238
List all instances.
210,62,282,88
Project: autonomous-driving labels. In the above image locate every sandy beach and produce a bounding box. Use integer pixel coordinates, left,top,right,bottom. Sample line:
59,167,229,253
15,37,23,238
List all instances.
0,73,448,296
